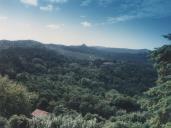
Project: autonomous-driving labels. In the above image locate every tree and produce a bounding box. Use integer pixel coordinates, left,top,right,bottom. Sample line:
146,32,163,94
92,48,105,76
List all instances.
0,76,37,117
37,98,49,111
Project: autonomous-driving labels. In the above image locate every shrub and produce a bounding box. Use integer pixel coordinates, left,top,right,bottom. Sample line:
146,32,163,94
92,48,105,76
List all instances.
30,114,99,128
0,116,7,128
8,115,30,128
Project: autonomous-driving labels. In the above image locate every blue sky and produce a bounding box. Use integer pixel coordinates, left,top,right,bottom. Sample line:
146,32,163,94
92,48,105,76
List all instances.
0,0,171,49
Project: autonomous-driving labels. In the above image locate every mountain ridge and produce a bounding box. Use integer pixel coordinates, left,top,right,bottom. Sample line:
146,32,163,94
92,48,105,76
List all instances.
0,40,149,52
0,40,150,61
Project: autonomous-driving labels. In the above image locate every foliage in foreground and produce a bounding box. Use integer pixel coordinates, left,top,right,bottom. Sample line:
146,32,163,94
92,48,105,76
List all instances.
142,36,171,128
5,113,150,128
0,76,37,118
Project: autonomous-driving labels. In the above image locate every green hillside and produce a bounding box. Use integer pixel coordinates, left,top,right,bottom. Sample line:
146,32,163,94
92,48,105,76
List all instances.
0,39,170,128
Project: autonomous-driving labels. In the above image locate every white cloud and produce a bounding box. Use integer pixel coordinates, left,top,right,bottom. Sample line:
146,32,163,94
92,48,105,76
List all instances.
81,0,112,7
48,0,68,4
46,24,64,30
81,21,92,28
99,0,171,25
81,0,92,6
107,15,137,23
118,0,171,19
40,4,53,11
80,15,86,18
20,0,38,6
39,0,67,11
0,16,8,21
98,0,113,7
81,0,171,25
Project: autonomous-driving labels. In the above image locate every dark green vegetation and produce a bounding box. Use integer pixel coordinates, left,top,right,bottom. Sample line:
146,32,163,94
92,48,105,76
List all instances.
0,37,170,128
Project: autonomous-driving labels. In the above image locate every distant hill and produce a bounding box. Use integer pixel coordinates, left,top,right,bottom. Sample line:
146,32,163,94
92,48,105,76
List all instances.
0,40,43,48
0,40,150,62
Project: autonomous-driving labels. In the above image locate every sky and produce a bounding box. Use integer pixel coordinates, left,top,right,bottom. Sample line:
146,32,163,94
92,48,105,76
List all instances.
0,0,171,49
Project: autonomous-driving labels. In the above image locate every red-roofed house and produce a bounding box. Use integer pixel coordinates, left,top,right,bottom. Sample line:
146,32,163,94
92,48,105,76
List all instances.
31,109,49,118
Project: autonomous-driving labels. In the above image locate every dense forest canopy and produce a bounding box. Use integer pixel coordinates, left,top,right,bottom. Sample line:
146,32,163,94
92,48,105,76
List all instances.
0,38,170,128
